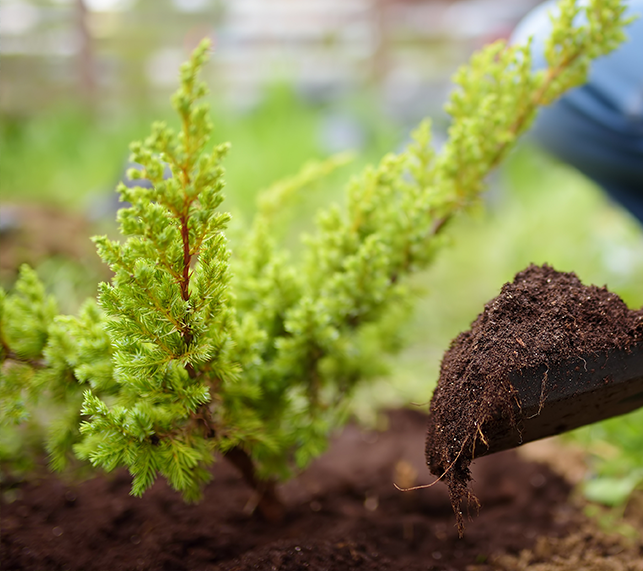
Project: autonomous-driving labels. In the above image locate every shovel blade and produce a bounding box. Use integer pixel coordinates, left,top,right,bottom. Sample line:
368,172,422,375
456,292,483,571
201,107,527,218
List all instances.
477,342,643,457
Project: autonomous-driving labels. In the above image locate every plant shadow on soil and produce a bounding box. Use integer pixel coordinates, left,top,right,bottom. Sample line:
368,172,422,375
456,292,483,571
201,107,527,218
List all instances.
1,409,577,571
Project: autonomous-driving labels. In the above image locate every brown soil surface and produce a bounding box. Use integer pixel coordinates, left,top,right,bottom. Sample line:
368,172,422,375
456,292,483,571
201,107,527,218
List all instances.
1,409,578,571
482,517,643,571
1,205,89,272
425,264,643,535
0,203,107,285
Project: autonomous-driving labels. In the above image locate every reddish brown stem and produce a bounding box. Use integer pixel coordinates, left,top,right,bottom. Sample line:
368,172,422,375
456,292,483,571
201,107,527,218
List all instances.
179,210,194,349
2,349,47,370
180,215,192,301
193,406,285,523
175,86,285,525
224,446,286,524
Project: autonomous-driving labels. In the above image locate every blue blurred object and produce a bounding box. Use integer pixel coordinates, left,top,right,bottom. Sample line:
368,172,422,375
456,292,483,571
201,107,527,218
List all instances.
86,161,174,222
512,0,643,224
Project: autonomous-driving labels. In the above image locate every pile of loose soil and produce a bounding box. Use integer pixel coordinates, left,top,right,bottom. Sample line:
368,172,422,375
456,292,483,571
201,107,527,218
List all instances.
2,409,575,571
425,264,643,536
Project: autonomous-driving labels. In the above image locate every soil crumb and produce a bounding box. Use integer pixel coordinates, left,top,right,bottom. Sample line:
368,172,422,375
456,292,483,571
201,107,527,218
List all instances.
425,263,643,536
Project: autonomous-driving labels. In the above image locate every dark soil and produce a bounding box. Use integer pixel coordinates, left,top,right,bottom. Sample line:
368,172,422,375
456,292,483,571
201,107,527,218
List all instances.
425,264,643,535
1,409,576,571
482,514,643,571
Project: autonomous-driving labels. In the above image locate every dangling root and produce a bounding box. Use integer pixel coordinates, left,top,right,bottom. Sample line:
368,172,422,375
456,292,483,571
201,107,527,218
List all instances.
476,422,489,448
394,434,470,492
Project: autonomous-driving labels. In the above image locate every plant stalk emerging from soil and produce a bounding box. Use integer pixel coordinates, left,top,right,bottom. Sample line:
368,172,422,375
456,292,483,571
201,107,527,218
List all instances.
0,0,632,520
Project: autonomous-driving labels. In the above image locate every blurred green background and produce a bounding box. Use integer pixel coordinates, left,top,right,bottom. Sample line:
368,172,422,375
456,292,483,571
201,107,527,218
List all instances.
1,0,642,509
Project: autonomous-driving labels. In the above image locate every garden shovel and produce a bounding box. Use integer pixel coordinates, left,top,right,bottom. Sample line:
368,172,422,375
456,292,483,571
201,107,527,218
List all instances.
475,341,643,457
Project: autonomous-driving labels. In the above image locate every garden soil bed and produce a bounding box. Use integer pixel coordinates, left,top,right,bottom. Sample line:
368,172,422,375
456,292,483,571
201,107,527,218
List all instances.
3,408,641,571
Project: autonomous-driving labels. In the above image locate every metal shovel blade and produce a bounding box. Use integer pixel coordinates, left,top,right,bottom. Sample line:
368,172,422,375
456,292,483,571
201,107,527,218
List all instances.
476,342,643,457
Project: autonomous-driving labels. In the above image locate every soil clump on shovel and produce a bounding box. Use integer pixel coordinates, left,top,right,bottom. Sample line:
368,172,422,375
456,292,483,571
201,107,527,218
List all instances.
425,263,643,535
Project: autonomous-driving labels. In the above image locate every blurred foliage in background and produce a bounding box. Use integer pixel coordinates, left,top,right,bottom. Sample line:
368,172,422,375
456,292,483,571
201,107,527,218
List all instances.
0,86,398,213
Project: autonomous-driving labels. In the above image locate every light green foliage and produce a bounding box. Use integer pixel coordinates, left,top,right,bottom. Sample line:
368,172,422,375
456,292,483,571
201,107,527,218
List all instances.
78,41,238,500
0,265,58,424
1,265,57,362
439,0,630,202
544,0,631,92
256,152,355,223
224,0,630,479
0,267,115,472
0,0,633,503
42,300,117,471
572,407,643,507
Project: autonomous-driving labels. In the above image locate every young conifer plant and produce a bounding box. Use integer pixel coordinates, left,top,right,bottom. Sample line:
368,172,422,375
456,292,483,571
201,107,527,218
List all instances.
0,0,630,521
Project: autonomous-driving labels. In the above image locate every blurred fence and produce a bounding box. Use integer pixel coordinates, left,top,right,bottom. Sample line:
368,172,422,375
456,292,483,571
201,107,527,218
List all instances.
1,0,540,119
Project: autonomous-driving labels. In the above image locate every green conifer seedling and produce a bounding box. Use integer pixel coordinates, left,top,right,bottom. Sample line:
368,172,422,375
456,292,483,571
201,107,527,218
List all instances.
0,0,631,521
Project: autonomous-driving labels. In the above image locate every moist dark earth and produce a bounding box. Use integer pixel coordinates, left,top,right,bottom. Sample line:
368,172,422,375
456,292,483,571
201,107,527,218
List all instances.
2,259,643,570
425,264,643,535
3,410,643,571
0,409,575,571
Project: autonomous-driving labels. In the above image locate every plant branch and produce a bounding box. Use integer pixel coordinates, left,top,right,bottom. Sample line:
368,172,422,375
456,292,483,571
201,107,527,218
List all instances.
193,403,285,522
224,446,286,524
1,349,47,370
